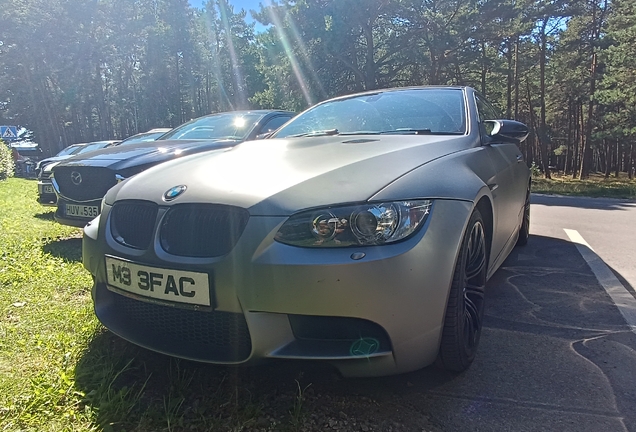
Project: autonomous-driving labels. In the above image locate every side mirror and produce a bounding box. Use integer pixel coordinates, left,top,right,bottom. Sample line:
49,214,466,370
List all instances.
255,132,273,140
484,120,529,144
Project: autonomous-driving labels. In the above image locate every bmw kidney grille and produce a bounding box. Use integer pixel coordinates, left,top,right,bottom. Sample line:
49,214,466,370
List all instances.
110,200,159,250
109,202,250,257
159,204,250,257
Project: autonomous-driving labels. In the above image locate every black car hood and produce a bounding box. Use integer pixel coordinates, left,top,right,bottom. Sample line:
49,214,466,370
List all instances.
39,155,75,167
56,139,240,171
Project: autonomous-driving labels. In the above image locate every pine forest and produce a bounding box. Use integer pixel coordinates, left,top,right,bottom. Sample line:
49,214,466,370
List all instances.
1,0,635,179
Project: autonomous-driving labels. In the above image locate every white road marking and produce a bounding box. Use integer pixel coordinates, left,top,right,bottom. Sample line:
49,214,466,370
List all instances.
565,229,636,334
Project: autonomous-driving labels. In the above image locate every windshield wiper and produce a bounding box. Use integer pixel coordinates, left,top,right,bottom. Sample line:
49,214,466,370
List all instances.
335,129,435,136
379,128,433,135
290,129,339,137
378,129,465,135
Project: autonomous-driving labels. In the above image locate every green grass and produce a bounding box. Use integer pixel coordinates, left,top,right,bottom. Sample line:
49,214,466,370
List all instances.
0,178,305,432
532,172,636,199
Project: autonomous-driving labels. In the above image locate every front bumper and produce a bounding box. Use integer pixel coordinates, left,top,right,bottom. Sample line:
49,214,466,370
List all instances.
83,199,472,377
55,197,102,227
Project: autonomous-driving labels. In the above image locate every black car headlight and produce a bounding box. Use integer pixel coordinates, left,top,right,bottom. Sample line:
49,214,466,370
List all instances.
275,200,432,247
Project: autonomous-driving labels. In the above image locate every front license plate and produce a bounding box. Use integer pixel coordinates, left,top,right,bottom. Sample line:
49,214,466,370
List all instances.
39,184,54,194
105,256,211,306
65,204,99,218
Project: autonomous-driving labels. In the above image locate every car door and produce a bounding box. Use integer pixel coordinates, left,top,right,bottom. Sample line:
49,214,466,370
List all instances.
475,94,526,261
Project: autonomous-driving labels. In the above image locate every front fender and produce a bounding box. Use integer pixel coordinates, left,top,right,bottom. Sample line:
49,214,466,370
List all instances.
370,147,494,204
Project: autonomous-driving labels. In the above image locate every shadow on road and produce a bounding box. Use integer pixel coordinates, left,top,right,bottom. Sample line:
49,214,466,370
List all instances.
73,234,636,432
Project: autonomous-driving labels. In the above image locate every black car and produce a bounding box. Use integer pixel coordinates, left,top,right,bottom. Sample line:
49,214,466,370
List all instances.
51,110,294,227
37,140,119,205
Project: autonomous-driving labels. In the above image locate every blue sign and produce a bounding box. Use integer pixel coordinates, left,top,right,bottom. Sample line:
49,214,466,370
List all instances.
0,126,18,140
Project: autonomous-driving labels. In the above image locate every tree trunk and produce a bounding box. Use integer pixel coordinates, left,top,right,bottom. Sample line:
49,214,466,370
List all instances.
614,139,620,177
505,38,513,118
538,19,551,179
363,21,377,90
628,142,634,179
572,101,583,179
565,100,573,175
526,81,550,177
604,139,611,178
579,50,597,179
514,36,520,119
481,42,487,96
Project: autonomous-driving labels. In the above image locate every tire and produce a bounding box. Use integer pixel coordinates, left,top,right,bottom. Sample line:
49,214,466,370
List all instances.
516,189,530,247
437,209,488,372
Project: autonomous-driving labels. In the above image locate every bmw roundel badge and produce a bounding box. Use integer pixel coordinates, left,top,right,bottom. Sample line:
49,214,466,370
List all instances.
163,185,187,202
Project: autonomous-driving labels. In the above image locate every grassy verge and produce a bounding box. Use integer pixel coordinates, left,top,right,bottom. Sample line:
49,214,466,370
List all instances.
0,179,277,431
532,172,636,199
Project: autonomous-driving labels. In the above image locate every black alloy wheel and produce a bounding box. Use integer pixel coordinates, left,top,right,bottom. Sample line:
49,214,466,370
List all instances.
516,189,530,246
437,209,488,372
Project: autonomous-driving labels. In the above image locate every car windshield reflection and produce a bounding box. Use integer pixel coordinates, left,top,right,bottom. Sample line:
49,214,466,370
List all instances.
274,88,467,138
159,113,263,141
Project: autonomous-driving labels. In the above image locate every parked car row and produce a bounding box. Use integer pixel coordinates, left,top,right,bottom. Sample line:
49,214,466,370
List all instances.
40,87,531,377
46,111,293,226
37,130,174,206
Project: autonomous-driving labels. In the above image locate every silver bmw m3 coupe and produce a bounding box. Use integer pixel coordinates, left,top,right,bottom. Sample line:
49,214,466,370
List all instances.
83,86,531,377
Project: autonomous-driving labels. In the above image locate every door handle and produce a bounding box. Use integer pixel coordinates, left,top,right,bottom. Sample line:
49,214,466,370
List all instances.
516,154,524,162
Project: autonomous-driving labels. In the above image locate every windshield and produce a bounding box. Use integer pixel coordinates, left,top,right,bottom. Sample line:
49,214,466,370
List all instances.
159,113,263,141
274,88,466,138
118,131,169,146
55,145,83,157
75,142,112,154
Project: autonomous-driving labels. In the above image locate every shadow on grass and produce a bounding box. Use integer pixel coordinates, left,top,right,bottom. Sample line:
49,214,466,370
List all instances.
34,210,56,221
42,236,82,262
73,327,455,431
73,329,312,431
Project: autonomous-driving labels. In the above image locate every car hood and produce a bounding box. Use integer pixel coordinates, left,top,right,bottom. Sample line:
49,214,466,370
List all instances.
116,135,473,215
39,155,74,168
57,139,240,170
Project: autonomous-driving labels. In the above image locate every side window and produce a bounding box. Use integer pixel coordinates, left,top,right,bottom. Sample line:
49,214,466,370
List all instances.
475,94,501,135
475,95,501,122
259,116,292,134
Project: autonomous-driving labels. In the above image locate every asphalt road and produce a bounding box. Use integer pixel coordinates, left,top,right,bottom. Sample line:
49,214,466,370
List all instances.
298,193,636,432
406,194,636,431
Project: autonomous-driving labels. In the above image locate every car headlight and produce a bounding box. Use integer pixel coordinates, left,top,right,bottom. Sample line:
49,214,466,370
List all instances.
275,200,432,247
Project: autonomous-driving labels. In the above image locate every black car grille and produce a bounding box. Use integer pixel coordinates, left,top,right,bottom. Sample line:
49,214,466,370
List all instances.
112,293,252,362
160,204,249,258
55,166,117,201
110,201,158,249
